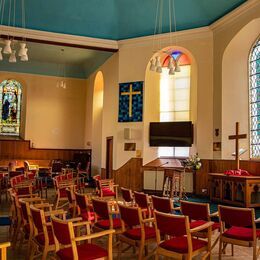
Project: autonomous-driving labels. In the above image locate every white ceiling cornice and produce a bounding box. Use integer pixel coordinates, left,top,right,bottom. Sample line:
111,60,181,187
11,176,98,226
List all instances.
210,0,260,31
0,25,118,51
118,27,212,48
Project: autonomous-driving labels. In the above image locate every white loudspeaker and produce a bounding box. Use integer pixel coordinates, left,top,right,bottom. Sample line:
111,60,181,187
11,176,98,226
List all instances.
124,128,132,140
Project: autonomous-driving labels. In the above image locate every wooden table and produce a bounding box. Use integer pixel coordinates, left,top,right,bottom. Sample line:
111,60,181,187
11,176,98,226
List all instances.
209,173,260,207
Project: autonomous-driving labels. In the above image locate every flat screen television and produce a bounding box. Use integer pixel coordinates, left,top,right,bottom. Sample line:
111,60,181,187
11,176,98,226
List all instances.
149,121,193,147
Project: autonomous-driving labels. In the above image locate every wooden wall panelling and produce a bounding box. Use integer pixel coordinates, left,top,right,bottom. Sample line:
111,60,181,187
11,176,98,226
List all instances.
0,139,90,165
113,158,143,191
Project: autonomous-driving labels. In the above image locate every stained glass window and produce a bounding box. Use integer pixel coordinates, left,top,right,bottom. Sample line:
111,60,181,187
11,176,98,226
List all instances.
249,38,260,158
0,79,22,136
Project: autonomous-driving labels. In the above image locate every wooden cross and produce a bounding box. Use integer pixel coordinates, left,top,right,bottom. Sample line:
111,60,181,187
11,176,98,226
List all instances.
228,122,247,170
121,84,141,117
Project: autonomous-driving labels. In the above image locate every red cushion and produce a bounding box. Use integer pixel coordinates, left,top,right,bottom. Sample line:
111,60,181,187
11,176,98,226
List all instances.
57,243,108,260
223,226,260,241
190,220,220,232
95,218,122,230
59,189,67,198
81,211,95,222
102,189,116,197
35,231,55,245
160,236,207,253
123,226,156,240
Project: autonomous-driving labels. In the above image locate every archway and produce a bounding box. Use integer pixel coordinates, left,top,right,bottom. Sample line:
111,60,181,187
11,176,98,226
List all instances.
92,71,104,175
143,46,197,165
222,18,260,160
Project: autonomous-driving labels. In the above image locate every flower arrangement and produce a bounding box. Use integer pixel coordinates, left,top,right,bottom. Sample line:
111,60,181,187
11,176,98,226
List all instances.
185,153,202,170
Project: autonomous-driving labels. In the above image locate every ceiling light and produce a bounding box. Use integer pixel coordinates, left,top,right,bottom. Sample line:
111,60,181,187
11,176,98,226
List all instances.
0,0,29,62
3,40,12,54
9,50,17,63
150,0,181,74
20,48,28,61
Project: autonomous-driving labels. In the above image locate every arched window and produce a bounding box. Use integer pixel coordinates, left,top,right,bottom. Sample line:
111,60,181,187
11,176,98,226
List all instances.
159,51,191,157
249,38,260,158
0,79,22,136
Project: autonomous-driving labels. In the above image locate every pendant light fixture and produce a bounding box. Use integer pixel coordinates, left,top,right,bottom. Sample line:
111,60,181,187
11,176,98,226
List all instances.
56,49,67,89
0,0,29,62
150,0,181,75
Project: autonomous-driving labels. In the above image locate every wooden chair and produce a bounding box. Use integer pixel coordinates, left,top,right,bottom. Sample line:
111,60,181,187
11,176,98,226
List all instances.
74,191,95,222
218,205,260,260
65,186,77,218
133,191,152,218
121,187,134,206
29,204,66,259
51,215,114,260
154,210,213,260
180,200,220,249
151,195,179,213
96,178,118,200
53,175,74,209
118,204,156,260
0,242,10,260
92,198,122,235
19,197,47,255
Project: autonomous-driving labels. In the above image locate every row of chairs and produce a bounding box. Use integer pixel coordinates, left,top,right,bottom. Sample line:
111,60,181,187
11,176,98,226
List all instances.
121,187,260,260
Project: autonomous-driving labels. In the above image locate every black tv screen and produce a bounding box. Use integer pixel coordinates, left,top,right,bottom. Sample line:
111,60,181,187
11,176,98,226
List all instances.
149,121,193,147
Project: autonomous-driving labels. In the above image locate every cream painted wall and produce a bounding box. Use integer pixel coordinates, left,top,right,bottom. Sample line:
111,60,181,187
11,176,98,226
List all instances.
0,71,87,149
212,1,260,159
91,72,104,175
85,28,214,172
222,18,260,159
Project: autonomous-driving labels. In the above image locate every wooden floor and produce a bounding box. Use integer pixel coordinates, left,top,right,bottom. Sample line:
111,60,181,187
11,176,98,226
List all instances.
0,189,257,259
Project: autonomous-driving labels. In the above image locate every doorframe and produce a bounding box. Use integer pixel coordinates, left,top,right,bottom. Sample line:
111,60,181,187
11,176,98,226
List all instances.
106,136,113,179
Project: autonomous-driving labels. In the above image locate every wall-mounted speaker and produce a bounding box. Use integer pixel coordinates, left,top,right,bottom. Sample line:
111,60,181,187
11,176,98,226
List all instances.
124,128,132,140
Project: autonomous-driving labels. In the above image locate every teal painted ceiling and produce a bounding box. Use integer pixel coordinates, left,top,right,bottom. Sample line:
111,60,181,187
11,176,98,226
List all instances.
0,0,247,78
0,0,246,40
0,42,114,78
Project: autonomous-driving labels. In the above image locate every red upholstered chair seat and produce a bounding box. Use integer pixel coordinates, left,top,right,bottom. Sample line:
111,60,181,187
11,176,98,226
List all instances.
160,236,207,253
101,188,116,197
81,211,95,222
223,226,260,241
95,218,122,230
35,231,55,245
190,220,220,231
59,188,68,198
56,243,108,260
123,226,156,240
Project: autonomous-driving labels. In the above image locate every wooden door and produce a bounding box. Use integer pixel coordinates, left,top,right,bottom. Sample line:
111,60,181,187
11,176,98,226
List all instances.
106,137,113,179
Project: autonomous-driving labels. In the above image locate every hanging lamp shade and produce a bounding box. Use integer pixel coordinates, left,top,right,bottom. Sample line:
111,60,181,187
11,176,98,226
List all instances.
3,40,12,54
156,66,162,73
169,67,175,75
155,56,161,67
9,50,17,63
18,42,27,56
20,48,28,61
0,48,3,61
174,61,181,72
168,57,174,69
149,58,156,71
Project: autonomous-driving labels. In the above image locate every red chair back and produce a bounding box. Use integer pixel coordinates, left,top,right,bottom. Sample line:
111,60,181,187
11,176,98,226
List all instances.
119,204,140,227
134,191,148,208
66,188,75,204
152,195,172,213
27,172,36,180
51,217,71,245
9,171,22,178
75,192,87,210
219,205,254,227
181,200,209,221
155,211,187,237
30,206,44,232
121,187,133,203
92,199,109,219
20,200,29,223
